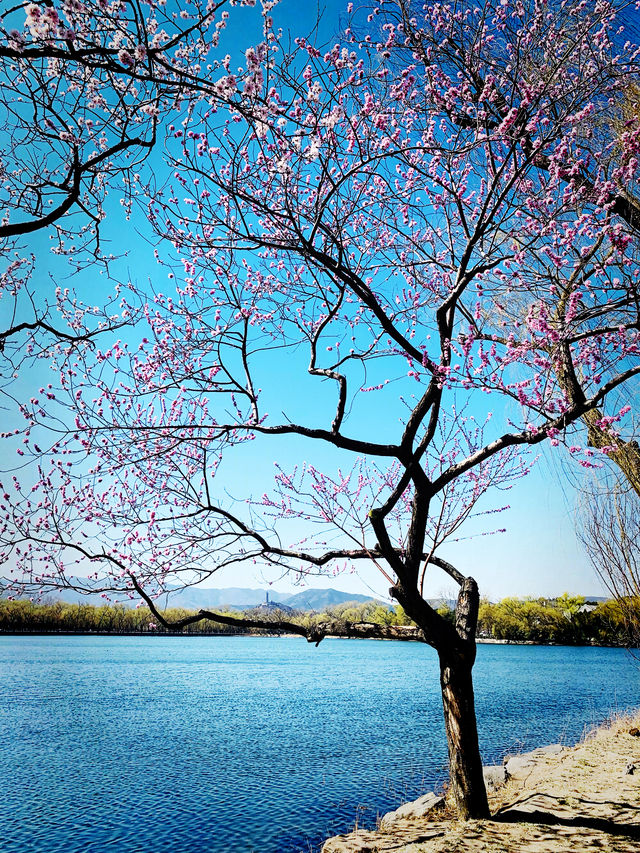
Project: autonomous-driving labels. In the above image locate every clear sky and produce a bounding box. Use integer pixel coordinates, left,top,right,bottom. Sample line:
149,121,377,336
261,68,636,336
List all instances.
2,0,624,604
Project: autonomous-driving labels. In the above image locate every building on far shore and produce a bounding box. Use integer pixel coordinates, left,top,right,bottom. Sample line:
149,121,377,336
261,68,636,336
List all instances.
252,591,294,614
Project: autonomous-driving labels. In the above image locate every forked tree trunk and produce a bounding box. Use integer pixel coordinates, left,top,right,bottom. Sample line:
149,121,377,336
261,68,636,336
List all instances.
438,648,490,819
395,575,490,819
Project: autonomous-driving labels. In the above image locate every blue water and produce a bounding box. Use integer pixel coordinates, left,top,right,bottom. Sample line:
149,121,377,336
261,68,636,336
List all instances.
0,637,638,853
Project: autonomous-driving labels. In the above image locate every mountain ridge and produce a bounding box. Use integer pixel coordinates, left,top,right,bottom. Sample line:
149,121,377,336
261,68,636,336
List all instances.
1,582,610,613
2,583,380,612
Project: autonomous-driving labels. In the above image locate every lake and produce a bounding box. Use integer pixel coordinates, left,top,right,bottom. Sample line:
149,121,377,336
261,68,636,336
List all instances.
1,636,638,853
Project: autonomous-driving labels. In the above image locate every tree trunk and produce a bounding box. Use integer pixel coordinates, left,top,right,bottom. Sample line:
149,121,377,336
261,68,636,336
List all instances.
392,575,489,819
438,648,490,819
583,408,640,497
555,343,640,497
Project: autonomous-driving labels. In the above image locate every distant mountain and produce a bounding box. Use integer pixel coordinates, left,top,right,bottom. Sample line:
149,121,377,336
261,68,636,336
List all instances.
0,583,133,608
1,581,379,612
156,586,271,610
153,586,378,611
280,588,375,610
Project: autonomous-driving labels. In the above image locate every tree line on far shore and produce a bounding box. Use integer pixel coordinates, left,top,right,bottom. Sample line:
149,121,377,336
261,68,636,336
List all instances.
1,594,637,646
477,595,637,646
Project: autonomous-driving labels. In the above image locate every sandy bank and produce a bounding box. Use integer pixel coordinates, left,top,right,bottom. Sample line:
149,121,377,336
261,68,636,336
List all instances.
322,713,640,852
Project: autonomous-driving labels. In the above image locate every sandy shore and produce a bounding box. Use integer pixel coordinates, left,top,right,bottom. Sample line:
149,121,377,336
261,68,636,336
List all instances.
322,713,640,852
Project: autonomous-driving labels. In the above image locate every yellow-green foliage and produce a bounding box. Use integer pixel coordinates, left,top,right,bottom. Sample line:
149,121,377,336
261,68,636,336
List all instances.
1,595,636,645
0,599,244,634
303,600,416,629
0,597,413,635
477,595,637,645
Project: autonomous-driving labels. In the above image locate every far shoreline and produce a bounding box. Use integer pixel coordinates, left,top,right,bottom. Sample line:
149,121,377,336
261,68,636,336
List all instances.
0,630,635,648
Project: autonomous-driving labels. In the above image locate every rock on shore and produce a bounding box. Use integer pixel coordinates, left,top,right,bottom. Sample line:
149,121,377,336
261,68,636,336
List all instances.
379,792,445,828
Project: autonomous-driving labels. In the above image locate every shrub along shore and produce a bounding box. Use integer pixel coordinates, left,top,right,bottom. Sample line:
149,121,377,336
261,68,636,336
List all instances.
1,594,638,646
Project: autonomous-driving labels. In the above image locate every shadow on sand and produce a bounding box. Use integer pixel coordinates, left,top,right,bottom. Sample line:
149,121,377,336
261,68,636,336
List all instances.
494,791,640,839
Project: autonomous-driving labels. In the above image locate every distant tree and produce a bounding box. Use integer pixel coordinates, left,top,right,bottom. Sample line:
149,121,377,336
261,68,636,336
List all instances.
391,604,413,626
580,477,640,646
590,597,638,645
436,603,455,626
5,593,637,646
478,596,582,643
2,0,640,821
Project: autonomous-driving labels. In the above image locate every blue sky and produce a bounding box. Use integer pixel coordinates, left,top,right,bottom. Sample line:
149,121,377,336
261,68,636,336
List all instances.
2,0,623,603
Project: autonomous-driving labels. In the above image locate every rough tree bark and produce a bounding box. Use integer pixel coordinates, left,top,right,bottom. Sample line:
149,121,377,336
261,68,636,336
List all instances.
582,411,640,496
556,342,640,496
391,571,490,819
438,579,488,820
439,651,487,820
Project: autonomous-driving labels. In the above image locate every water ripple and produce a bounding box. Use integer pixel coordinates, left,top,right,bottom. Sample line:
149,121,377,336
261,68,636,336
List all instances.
1,636,638,853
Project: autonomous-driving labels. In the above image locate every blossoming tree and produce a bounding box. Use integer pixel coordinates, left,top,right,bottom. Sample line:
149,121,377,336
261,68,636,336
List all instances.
392,0,640,492
0,0,257,374
3,0,640,820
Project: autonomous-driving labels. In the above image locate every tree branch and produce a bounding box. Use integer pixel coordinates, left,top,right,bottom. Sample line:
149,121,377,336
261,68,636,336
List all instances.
130,576,424,645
